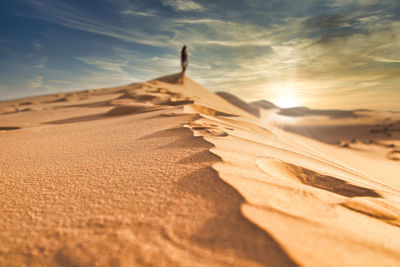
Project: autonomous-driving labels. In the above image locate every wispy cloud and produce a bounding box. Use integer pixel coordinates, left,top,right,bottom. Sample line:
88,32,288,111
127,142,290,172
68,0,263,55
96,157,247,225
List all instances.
33,56,47,69
120,10,157,17
21,0,171,47
76,57,128,73
3,0,399,109
20,0,272,49
26,76,43,89
43,70,137,92
161,0,204,12
370,56,400,63
32,40,43,51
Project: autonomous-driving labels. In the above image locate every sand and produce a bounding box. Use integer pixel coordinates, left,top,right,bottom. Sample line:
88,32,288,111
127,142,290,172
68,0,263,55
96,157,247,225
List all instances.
0,73,399,266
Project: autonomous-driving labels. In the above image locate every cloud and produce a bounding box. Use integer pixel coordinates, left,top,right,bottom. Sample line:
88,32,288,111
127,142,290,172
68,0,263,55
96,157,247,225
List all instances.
161,0,204,12
43,71,137,92
21,0,171,47
110,47,180,77
370,56,400,63
32,40,43,50
34,56,47,69
12,0,400,110
20,0,277,50
26,76,43,89
120,10,157,17
76,57,128,73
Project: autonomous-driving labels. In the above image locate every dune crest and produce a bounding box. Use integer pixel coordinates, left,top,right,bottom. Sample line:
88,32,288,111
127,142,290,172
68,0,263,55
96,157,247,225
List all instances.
0,73,399,266
153,75,400,266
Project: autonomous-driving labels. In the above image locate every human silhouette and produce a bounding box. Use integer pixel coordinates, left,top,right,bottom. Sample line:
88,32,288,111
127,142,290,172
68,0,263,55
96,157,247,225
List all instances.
181,45,188,75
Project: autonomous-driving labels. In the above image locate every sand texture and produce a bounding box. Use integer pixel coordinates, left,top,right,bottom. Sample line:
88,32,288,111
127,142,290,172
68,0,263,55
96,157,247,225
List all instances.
0,73,399,266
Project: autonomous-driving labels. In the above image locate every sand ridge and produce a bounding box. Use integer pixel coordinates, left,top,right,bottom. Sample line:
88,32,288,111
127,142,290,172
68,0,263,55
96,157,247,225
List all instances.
0,74,295,266
176,78,400,266
1,72,399,266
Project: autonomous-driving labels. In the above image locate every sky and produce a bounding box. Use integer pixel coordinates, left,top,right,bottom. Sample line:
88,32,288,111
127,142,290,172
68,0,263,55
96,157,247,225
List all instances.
0,0,399,110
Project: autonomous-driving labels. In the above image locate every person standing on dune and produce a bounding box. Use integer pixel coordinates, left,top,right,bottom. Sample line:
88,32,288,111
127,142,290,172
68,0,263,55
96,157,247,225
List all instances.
181,45,188,75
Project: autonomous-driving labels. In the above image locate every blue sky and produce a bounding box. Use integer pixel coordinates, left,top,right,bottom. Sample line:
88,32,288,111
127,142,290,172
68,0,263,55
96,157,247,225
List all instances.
0,0,399,109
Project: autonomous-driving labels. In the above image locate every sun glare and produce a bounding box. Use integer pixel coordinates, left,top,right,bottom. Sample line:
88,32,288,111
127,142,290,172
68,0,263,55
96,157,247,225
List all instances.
275,93,300,108
273,83,300,108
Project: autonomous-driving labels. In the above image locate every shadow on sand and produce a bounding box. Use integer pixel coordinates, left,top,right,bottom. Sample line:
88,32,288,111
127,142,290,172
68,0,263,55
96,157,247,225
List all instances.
178,166,298,266
140,126,298,265
44,107,163,125
286,163,382,198
0,126,21,131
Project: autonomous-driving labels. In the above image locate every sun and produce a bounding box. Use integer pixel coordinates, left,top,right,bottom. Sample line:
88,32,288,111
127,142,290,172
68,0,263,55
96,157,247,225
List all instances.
275,93,299,108
268,81,302,108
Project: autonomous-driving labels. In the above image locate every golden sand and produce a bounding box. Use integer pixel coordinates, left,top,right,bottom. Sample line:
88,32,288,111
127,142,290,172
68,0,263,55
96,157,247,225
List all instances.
0,73,399,266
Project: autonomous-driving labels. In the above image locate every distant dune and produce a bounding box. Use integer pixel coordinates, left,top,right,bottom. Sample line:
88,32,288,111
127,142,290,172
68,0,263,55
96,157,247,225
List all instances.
216,91,260,117
277,106,363,119
252,99,278,110
1,73,399,266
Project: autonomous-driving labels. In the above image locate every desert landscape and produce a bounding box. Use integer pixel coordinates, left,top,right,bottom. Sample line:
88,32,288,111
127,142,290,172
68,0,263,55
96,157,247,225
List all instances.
0,73,399,266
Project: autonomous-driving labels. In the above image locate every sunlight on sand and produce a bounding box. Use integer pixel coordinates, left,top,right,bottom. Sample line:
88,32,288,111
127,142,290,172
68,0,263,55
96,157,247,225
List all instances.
1,73,399,266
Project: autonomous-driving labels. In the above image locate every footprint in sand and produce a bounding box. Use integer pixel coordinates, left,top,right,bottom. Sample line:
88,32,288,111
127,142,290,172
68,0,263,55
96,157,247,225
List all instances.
256,157,400,227
256,157,381,198
188,122,228,137
342,197,400,227
388,150,400,161
192,126,228,137
18,101,33,106
0,126,21,131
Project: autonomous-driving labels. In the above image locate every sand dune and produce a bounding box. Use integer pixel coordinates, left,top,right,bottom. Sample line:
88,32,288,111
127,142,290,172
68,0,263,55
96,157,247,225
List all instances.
0,73,399,266
276,106,363,119
216,92,260,117
252,100,278,110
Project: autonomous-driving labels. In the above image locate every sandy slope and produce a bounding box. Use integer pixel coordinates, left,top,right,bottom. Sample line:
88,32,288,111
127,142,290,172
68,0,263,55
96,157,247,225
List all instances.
0,73,399,266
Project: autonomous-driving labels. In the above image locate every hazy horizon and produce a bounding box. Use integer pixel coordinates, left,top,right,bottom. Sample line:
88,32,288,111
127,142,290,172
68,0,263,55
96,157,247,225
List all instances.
1,0,399,110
